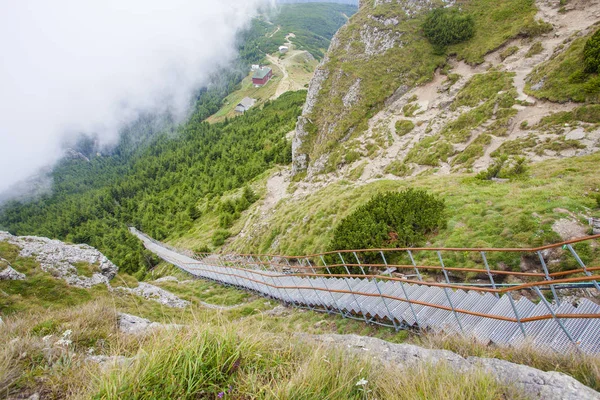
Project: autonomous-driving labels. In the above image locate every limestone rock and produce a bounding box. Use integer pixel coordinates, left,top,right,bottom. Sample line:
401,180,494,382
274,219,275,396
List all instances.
154,276,179,283
306,334,600,400
0,231,118,288
118,312,182,334
117,282,190,308
566,128,586,141
0,259,25,280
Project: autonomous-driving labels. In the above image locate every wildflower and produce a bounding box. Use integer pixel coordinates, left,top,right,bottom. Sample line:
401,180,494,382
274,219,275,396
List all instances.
217,392,224,398
355,378,368,386
55,338,72,347
62,329,72,338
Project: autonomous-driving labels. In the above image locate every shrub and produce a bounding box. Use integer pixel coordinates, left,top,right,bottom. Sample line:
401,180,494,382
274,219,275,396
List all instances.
500,46,519,61
584,29,600,73
328,189,447,255
526,41,544,58
212,229,231,247
422,8,475,49
519,19,553,38
395,120,415,136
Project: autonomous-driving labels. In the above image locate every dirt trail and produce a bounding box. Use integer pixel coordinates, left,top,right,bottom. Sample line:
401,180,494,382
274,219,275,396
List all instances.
248,0,600,219
268,33,314,99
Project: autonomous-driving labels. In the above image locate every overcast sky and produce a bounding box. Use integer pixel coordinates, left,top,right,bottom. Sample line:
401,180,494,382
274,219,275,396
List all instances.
0,0,271,193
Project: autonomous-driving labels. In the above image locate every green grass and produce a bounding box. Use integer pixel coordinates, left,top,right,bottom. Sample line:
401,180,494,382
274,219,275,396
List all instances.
73,261,100,278
448,0,540,64
500,45,519,61
207,65,283,124
228,152,600,269
296,0,539,172
525,41,544,58
92,324,518,400
385,160,412,177
0,243,106,315
452,133,492,168
395,119,415,136
526,28,600,103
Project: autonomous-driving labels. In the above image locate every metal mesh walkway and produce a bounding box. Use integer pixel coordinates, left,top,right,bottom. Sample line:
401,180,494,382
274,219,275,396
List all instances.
131,228,600,355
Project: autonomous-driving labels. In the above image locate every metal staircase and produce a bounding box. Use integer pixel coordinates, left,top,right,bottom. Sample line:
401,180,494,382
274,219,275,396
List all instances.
131,228,600,355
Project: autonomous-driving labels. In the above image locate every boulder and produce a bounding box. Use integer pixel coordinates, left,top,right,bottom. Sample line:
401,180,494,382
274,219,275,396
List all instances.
118,312,182,334
0,264,26,281
306,334,600,400
0,231,118,288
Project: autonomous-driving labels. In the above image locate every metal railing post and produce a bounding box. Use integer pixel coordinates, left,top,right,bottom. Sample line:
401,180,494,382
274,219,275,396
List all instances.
481,251,500,298
305,258,334,314
507,292,526,339
407,250,423,281
533,286,578,349
285,258,314,311
354,252,398,330
222,257,244,289
320,255,346,318
437,251,464,333
300,257,325,311
240,256,262,294
566,244,600,293
339,253,369,323
264,256,290,304
254,256,278,300
381,251,419,328
537,251,560,305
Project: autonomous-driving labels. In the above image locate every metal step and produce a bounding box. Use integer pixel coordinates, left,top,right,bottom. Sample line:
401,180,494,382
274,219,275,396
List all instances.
137,234,600,355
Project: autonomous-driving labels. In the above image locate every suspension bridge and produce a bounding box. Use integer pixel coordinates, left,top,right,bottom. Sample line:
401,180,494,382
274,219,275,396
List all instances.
131,228,600,355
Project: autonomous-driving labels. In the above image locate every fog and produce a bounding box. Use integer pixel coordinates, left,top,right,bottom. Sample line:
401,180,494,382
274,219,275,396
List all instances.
0,0,271,194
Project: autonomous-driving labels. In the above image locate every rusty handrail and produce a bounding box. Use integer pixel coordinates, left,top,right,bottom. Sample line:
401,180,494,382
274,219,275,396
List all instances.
193,233,600,259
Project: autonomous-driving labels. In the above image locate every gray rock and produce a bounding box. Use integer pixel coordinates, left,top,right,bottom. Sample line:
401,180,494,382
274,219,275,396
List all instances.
306,334,600,400
117,282,190,308
0,264,26,281
154,276,179,283
86,355,134,370
566,128,586,141
0,231,118,288
342,78,362,108
118,312,182,334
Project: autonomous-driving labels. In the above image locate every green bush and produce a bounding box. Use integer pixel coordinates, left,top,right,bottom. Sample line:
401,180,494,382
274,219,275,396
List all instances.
395,120,415,136
584,29,600,73
328,189,447,255
422,8,475,49
212,229,231,247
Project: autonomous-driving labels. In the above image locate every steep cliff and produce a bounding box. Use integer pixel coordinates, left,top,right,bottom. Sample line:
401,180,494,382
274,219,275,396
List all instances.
292,0,600,180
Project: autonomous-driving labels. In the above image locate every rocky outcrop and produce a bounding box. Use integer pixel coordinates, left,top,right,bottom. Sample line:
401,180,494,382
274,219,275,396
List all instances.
0,231,117,288
118,312,182,334
116,282,190,308
0,264,26,281
307,334,600,400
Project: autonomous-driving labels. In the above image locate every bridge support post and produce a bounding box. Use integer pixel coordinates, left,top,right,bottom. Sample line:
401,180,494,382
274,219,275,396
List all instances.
537,251,560,305
339,253,369,324
437,251,464,334
566,244,600,293
354,252,398,331
320,255,346,318
381,251,419,328
481,251,500,299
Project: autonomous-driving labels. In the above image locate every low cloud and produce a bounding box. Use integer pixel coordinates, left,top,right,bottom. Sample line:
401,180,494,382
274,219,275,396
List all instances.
0,0,271,193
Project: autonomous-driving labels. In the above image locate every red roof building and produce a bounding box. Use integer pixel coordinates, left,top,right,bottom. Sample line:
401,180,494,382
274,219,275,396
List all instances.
252,67,272,86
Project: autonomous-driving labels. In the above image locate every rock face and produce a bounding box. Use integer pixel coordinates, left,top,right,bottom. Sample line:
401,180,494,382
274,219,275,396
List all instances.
0,231,118,288
308,334,600,400
117,282,190,308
